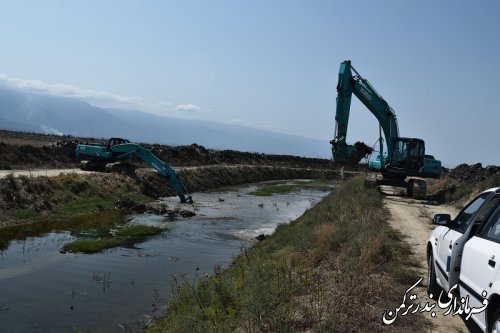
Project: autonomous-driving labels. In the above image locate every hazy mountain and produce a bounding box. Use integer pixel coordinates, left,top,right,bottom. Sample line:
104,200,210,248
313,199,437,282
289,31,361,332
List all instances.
0,86,331,158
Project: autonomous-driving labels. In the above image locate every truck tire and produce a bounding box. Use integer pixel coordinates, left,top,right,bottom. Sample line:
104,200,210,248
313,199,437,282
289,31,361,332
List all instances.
489,308,500,333
427,253,440,300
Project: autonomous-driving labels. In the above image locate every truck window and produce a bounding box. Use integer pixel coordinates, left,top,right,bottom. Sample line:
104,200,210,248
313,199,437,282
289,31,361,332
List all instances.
469,196,500,236
450,192,491,233
483,207,500,242
480,202,500,241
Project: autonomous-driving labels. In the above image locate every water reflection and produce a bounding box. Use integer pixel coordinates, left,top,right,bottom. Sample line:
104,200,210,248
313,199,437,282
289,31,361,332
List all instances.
0,180,331,332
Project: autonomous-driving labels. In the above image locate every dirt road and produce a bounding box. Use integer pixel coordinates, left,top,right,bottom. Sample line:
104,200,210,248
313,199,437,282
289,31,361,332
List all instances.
0,168,94,179
384,194,483,332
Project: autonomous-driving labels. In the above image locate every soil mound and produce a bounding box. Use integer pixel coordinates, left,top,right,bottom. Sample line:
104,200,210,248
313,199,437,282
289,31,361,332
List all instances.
447,163,500,183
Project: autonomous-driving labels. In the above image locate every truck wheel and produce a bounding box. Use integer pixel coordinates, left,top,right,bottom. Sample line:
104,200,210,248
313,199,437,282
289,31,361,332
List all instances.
427,253,439,300
490,308,500,333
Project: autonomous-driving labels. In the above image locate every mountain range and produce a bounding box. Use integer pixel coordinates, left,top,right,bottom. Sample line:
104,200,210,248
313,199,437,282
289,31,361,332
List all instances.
0,87,331,158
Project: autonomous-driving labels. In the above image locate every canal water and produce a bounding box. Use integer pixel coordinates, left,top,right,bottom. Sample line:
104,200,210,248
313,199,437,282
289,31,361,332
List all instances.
0,181,331,332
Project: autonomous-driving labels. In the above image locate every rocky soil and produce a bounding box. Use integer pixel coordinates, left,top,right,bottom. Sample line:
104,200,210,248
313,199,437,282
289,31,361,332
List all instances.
446,163,500,182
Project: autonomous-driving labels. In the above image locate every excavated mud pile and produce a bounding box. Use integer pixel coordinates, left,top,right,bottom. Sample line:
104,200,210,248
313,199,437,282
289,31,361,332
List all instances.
427,163,499,203
446,163,500,183
0,141,77,169
147,143,334,168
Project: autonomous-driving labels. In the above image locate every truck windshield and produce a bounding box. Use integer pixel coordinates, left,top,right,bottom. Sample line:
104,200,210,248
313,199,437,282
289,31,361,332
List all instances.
451,192,492,233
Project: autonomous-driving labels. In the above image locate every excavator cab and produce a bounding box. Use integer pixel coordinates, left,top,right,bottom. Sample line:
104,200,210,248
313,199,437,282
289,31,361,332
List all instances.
390,138,425,171
107,138,130,149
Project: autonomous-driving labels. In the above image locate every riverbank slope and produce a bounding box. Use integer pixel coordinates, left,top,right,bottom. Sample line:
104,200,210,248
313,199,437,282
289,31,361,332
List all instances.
148,176,431,332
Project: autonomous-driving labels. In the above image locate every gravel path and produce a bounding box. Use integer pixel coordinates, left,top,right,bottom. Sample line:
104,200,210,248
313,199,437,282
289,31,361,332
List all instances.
384,195,473,332
0,168,95,178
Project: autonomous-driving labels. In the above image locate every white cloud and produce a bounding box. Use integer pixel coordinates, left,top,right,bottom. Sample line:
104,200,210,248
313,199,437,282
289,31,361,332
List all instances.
0,73,203,116
158,101,173,107
175,104,202,112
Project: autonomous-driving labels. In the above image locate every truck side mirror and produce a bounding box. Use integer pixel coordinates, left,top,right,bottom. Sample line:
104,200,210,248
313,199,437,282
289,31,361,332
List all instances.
433,214,451,226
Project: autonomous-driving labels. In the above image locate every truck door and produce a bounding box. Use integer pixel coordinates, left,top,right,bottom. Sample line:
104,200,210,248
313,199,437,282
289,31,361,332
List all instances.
459,199,500,330
436,192,493,292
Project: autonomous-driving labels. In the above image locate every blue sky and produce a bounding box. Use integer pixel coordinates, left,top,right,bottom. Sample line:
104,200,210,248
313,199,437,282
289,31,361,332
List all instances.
0,0,499,166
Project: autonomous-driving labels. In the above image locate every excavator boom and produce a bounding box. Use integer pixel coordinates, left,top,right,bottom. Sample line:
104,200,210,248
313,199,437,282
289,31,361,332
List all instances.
333,60,399,163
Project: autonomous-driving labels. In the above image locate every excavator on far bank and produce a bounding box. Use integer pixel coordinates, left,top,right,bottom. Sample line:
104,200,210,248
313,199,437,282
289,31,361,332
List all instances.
76,138,193,204
330,60,442,198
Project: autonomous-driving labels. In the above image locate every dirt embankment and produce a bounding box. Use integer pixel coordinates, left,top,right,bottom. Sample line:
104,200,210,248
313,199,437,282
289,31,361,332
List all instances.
427,163,499,205
0,130,336,170
0,165,343,228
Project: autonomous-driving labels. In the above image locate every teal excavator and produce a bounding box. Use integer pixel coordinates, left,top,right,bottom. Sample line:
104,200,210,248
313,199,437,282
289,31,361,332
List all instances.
331,60,441,198
76,138,193,204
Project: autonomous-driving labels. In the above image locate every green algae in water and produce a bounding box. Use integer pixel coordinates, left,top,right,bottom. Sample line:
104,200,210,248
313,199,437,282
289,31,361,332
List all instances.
116,225,162,238
62,225,163,253
248,184,300,196
62,238,121,253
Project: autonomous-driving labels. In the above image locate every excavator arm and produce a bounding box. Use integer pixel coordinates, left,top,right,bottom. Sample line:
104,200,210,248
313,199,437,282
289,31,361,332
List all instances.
76,139,193,204
109,143,193,204
332,60,399,164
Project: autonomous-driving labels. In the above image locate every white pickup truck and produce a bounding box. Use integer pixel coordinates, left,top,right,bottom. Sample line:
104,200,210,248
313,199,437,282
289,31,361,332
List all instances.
427,187,500,332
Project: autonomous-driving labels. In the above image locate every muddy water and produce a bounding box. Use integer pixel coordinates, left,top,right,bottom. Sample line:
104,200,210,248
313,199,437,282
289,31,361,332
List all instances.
0,181,331,332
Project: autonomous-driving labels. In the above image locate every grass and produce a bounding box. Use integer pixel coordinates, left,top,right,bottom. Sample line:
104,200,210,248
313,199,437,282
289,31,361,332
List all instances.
148,176,429,333
116,224,162,237
0,173,152,224
248,184,300,196
62,238,121,253
62,224,163,253
0,239,7,250
13,208,38,220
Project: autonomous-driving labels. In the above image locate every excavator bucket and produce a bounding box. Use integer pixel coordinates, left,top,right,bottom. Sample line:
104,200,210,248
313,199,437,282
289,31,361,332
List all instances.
183,195,194,204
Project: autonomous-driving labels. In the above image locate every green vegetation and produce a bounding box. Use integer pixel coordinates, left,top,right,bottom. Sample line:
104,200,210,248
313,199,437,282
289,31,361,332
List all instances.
0,173,151,224
13,208,38,220
248,184,300,196
62,224,162,253
148,177,428,333
62,238,121,253
116,224,162,238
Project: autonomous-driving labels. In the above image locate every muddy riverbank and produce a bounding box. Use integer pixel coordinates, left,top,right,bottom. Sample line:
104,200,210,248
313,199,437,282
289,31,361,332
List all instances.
0,164,345,228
